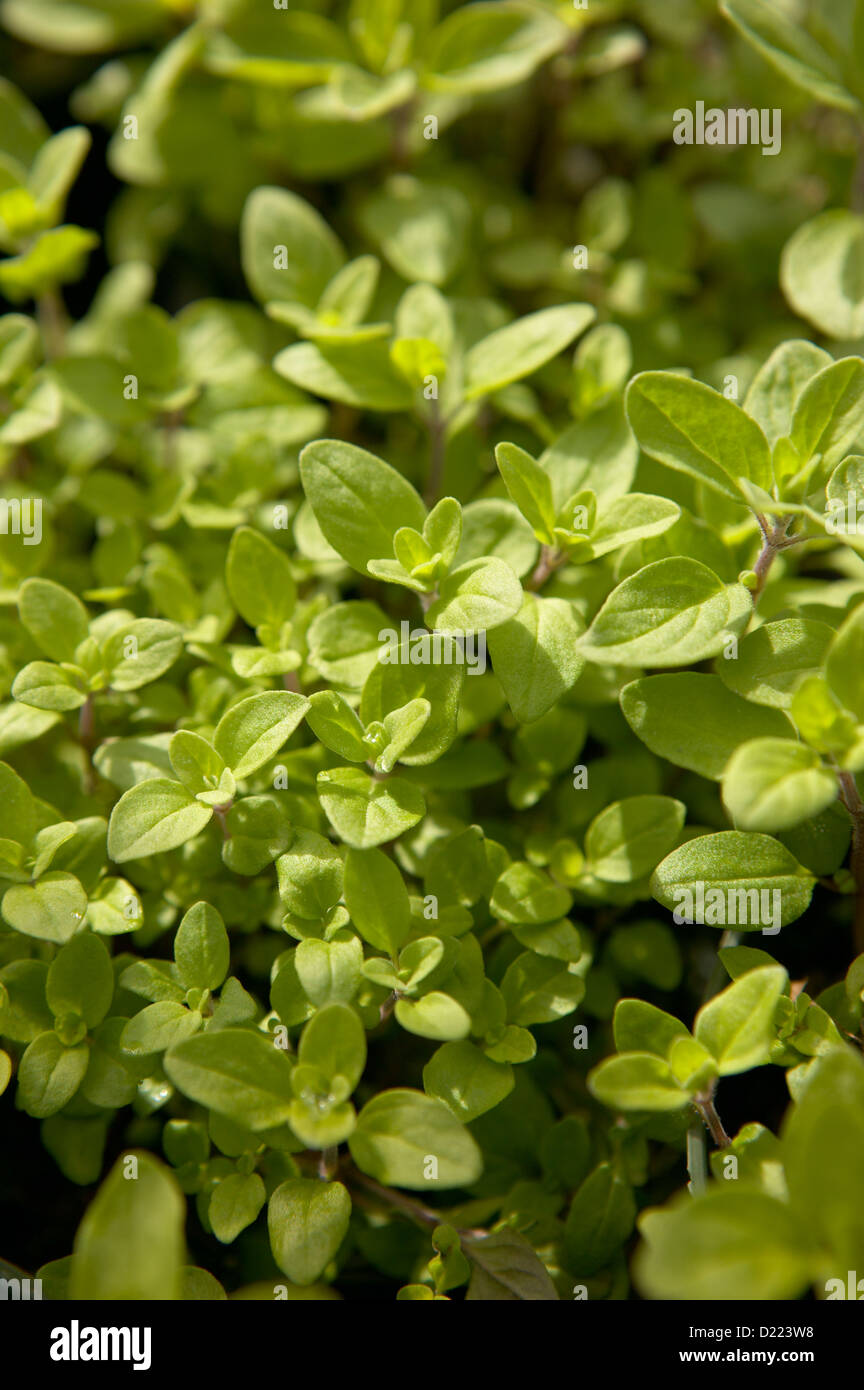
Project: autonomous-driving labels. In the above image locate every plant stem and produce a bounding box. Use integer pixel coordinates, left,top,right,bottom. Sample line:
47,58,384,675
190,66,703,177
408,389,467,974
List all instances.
318,1146,338,1180
851,126,864,212
424,398,446,506
837,769,864,953
687,929,739,1189
37,289,67,358
78,695,96,794
527,544,566,591
750,515,792,605
693,1092,731,1149
377,990,398,1025
345,1163,486,1241
346,1165,441,1229
702,928,740,1004
391,97,418,170
686,1124,708,1195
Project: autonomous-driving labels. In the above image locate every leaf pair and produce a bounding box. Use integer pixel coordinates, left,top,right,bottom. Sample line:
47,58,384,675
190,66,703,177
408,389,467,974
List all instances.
107,691,308,863
589,965,789,1113
13,578,183,712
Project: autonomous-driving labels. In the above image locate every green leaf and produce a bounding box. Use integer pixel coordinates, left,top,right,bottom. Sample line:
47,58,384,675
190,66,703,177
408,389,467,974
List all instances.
299,439,426,577
102,618,183,691
298,1002,366,1094
372,697,431,774
343,846,411,953
500,952,584,1025
490,861,572,925
425,2,568,94
241,186,344,309
360,650,463,765
722,739,837,833
19,577,88,663
626,372,772,500
268,1178,351,1285
826,604,864,721
317,767,425,848
1,0,165,53
423,1040,514,1122
564,1162,636,1276
12,661,88,711
576,493,680,560
782,1049,864,1269
0,760,35,845
107,779,213,862
789,357,864,474
205,8,352,88
721,0,859,112
584,795,686,884
465,1229,559,1300
541,404,638,509
0,225,97,301
317,254,380,325
425,556,523,633
70,1154,185,1301
306,690,368,762
307,601,390,689
209,1172,265,1245
613,998,690,1057
743,339,832,447
174,901,230,991
29,125,90,220
213,691,309,779
622,674,793,779
2,871,87,942
359,177,471,286
580,559,751,667
635,1189,811,1300
486,593,583,724
169,730,227,797
18,1031,88,1116
276,829,344,924
349,1088,483,1190
694,965,789,1075
0,960,54,1042
295,934,363,1007
276,340,413,411
226,526,296,629
588,1052,689,1112
46,932,113,1028
121,1000,202,1055
395,992,472,1041
781,211,864,339
464,305,595,400
651,831,815,930
164,1029,295,1132
495,441,556,543
718,619,834,710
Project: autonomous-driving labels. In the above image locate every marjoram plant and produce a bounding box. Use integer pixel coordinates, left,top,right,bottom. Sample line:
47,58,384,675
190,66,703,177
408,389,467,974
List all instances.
1,0,864,1305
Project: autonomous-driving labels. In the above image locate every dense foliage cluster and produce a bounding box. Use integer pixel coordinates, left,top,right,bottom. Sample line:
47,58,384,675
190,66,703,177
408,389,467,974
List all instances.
2,0,864,1302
